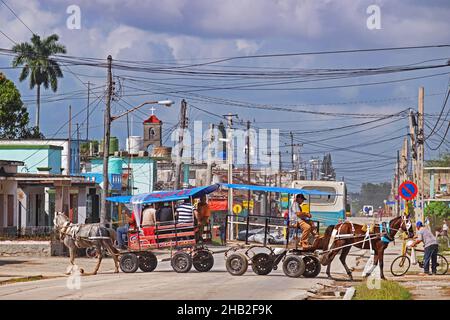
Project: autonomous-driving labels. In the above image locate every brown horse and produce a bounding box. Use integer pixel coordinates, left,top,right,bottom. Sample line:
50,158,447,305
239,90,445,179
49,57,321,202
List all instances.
319,215,414,280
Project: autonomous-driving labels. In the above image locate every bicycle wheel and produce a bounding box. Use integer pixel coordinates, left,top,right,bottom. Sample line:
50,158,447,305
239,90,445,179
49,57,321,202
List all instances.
390,255,411,276
436,254,448,275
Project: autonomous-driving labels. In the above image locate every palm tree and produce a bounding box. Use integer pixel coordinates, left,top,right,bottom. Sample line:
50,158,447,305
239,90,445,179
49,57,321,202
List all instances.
11,34,67,131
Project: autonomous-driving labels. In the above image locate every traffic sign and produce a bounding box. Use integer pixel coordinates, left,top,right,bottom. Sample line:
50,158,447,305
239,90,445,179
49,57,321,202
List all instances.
399,180,418,201
233,204,242,214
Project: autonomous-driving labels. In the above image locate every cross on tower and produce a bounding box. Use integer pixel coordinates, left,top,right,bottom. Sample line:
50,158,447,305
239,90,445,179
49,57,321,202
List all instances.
149,106,156,115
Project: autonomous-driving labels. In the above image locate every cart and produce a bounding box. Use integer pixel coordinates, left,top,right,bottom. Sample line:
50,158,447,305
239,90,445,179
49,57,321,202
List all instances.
220,183,336,278
107,184,220,273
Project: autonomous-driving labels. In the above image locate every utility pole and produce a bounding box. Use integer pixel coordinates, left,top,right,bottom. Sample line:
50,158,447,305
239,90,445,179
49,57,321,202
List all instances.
76,123,80,174
278,151,282,187
246,121,251,212
417,87,425,222
225,114,236,217
86,81,90,141
68,105,72,175
290,132,296,180
175,99,188,189
206,123,214,185
100,55,112,227
396,150,400,216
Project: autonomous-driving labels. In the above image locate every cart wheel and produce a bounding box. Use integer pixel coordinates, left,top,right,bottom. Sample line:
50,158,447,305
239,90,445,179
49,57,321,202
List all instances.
436,254,449,275
251,253,273,275
226,253,248,276
138,252,158,272
120,253,138,273
171,251,192,273
86,247,97,259
302,255,321,278
282,255,305,278
193,250,214,272
390,255,410,277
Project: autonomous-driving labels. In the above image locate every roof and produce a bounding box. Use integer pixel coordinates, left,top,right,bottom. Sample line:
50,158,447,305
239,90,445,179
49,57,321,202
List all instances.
0,160,24,166
143,115,161,124
107,184,220,204
0,145,63,150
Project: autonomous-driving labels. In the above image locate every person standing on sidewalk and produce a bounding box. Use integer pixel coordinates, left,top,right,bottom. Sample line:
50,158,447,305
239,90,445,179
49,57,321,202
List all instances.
410,221,439,275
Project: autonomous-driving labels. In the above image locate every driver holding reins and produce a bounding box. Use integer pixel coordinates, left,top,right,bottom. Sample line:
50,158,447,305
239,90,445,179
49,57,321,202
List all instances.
289,194,318,250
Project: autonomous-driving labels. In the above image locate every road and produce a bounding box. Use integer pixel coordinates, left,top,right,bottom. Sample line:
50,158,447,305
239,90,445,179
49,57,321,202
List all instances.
0,250,360,300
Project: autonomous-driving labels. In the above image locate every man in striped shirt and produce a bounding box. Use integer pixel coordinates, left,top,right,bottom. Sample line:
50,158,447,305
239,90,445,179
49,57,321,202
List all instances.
176,200,197,223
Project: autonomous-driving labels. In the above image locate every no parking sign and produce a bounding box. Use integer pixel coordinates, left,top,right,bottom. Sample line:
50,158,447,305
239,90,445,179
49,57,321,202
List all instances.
399,180,418,201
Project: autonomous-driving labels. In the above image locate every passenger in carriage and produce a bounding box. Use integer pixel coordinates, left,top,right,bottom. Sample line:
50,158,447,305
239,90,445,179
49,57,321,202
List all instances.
116,210,137,250
176,199,198,223
156,202,174,223
196,195,211,242
142,203,156,227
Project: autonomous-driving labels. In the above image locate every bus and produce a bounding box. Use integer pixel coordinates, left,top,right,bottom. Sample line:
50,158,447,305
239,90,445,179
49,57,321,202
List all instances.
291,180,348,226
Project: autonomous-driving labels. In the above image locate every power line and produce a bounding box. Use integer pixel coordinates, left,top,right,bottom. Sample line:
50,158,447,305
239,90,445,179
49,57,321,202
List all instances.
0,0,35,35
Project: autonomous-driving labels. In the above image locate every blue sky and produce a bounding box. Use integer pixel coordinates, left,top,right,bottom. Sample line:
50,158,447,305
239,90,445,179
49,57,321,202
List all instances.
1,0,450,191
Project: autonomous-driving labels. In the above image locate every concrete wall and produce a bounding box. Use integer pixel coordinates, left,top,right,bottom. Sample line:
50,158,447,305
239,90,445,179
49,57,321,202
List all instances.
0,240,51,256
0,139,82,175
0,145,62,174
0,180,17,227
90,157,156,195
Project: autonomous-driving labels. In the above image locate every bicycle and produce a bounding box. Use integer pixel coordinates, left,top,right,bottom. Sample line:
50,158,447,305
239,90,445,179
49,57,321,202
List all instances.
390,246,448,276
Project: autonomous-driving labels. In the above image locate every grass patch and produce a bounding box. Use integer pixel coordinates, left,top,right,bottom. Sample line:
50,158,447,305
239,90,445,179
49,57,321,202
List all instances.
353,280,412,300
0,275,46,286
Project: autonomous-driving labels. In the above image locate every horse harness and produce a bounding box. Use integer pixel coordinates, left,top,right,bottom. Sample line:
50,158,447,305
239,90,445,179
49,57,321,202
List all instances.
58,222,110,247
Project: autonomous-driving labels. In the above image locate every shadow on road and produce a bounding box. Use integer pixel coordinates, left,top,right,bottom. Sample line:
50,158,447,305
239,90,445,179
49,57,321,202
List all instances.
0,260,29,266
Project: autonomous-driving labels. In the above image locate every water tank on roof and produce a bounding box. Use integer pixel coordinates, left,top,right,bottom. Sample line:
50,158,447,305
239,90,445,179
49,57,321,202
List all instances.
108,157,123,175
126,136,143,154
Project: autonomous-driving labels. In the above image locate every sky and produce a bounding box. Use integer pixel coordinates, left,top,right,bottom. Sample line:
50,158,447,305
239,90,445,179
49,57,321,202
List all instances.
1,0,450,191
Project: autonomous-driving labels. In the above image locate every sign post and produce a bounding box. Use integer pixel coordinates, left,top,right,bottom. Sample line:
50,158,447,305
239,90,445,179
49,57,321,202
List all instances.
399,180,418,219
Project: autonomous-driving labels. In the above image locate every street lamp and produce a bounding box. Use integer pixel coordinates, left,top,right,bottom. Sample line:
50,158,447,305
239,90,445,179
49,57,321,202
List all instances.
110,100,174,121
100,99,173,227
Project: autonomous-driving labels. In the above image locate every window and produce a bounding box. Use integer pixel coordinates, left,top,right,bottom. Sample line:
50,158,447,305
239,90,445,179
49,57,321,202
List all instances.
302,186,336,204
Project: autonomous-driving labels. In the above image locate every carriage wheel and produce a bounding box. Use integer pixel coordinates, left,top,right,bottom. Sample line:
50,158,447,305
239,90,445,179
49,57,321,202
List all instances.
119,253,138,273
85,247,97,259
251,253,273,275
193,250,214,272
436,254,448,275
302,255,321,278
390,255,410,277
226,253,248,276
171,252,193,273
282,255,305,278
138,252,158,272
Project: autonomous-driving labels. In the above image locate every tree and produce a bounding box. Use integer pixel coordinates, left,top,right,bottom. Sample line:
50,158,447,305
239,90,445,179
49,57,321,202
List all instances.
357,182,392,213
425,201,450,218
426,154,450,167
0,73,43,139
11,34,66,131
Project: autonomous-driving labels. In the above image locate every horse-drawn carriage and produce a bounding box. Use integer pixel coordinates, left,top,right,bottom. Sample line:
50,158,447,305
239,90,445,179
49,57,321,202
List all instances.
220,183,334,278
107,184,220,273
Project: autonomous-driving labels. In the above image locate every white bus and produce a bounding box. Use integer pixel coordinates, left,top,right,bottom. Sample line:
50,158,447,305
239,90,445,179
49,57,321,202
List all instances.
291,180,348,226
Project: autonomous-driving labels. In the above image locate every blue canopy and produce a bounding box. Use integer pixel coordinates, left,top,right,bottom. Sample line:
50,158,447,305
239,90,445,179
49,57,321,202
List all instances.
106,183,220,205
220,183,335,196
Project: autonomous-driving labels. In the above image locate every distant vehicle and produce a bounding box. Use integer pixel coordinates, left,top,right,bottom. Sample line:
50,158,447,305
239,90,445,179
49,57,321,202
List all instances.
363,205,374,217
291,180,347,225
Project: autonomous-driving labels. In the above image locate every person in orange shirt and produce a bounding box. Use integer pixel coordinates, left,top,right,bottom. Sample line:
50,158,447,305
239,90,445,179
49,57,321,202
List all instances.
196,195,211,242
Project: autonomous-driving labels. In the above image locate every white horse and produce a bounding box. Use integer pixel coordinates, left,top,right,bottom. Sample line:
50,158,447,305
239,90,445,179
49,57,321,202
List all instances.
53,212,119,275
